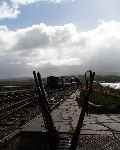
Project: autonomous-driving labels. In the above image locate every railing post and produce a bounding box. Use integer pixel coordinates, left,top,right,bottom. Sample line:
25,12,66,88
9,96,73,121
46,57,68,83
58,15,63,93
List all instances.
33,71,58,149
37,72,50,111
33,71,55,131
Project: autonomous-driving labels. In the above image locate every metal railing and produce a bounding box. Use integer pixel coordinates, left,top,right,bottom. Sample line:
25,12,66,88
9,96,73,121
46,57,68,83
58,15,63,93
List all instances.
33,70,95,150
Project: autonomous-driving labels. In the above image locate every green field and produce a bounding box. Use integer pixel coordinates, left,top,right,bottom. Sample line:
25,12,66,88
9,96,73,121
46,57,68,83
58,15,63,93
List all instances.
95,92,120,113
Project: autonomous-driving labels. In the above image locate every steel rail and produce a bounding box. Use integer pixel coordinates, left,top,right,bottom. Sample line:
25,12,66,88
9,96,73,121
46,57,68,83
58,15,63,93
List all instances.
0,98,34,121
0,89,34,95
0,97,33,113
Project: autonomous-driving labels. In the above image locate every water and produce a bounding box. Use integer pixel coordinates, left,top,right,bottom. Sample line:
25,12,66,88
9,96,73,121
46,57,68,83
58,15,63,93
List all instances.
0,85,20,92
100,82,120,89
2,85,17,88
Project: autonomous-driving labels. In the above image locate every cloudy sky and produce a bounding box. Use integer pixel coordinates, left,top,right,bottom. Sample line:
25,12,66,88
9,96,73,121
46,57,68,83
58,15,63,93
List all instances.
0,0,120,78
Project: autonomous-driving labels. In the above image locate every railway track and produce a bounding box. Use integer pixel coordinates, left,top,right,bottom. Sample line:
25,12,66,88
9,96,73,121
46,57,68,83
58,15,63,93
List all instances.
0,98,34,120
0,87,73,141
0,89,34,108
0,89,38,140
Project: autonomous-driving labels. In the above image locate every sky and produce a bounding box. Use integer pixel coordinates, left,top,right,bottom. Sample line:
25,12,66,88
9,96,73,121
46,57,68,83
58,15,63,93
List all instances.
0,0,120,78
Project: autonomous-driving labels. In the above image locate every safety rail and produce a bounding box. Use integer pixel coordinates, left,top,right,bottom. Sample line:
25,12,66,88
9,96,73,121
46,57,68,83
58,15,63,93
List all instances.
33,70,95,150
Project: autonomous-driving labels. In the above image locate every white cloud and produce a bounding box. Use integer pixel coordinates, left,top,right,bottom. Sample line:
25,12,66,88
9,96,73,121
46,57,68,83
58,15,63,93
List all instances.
0,1,20,19
1,21,120,78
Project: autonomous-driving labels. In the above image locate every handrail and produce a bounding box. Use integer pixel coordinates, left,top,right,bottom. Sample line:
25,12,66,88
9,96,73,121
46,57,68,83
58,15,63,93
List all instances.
69,70,95,150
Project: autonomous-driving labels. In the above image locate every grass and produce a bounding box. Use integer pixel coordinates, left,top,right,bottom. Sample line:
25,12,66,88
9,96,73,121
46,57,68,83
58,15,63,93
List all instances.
94,92,120,113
